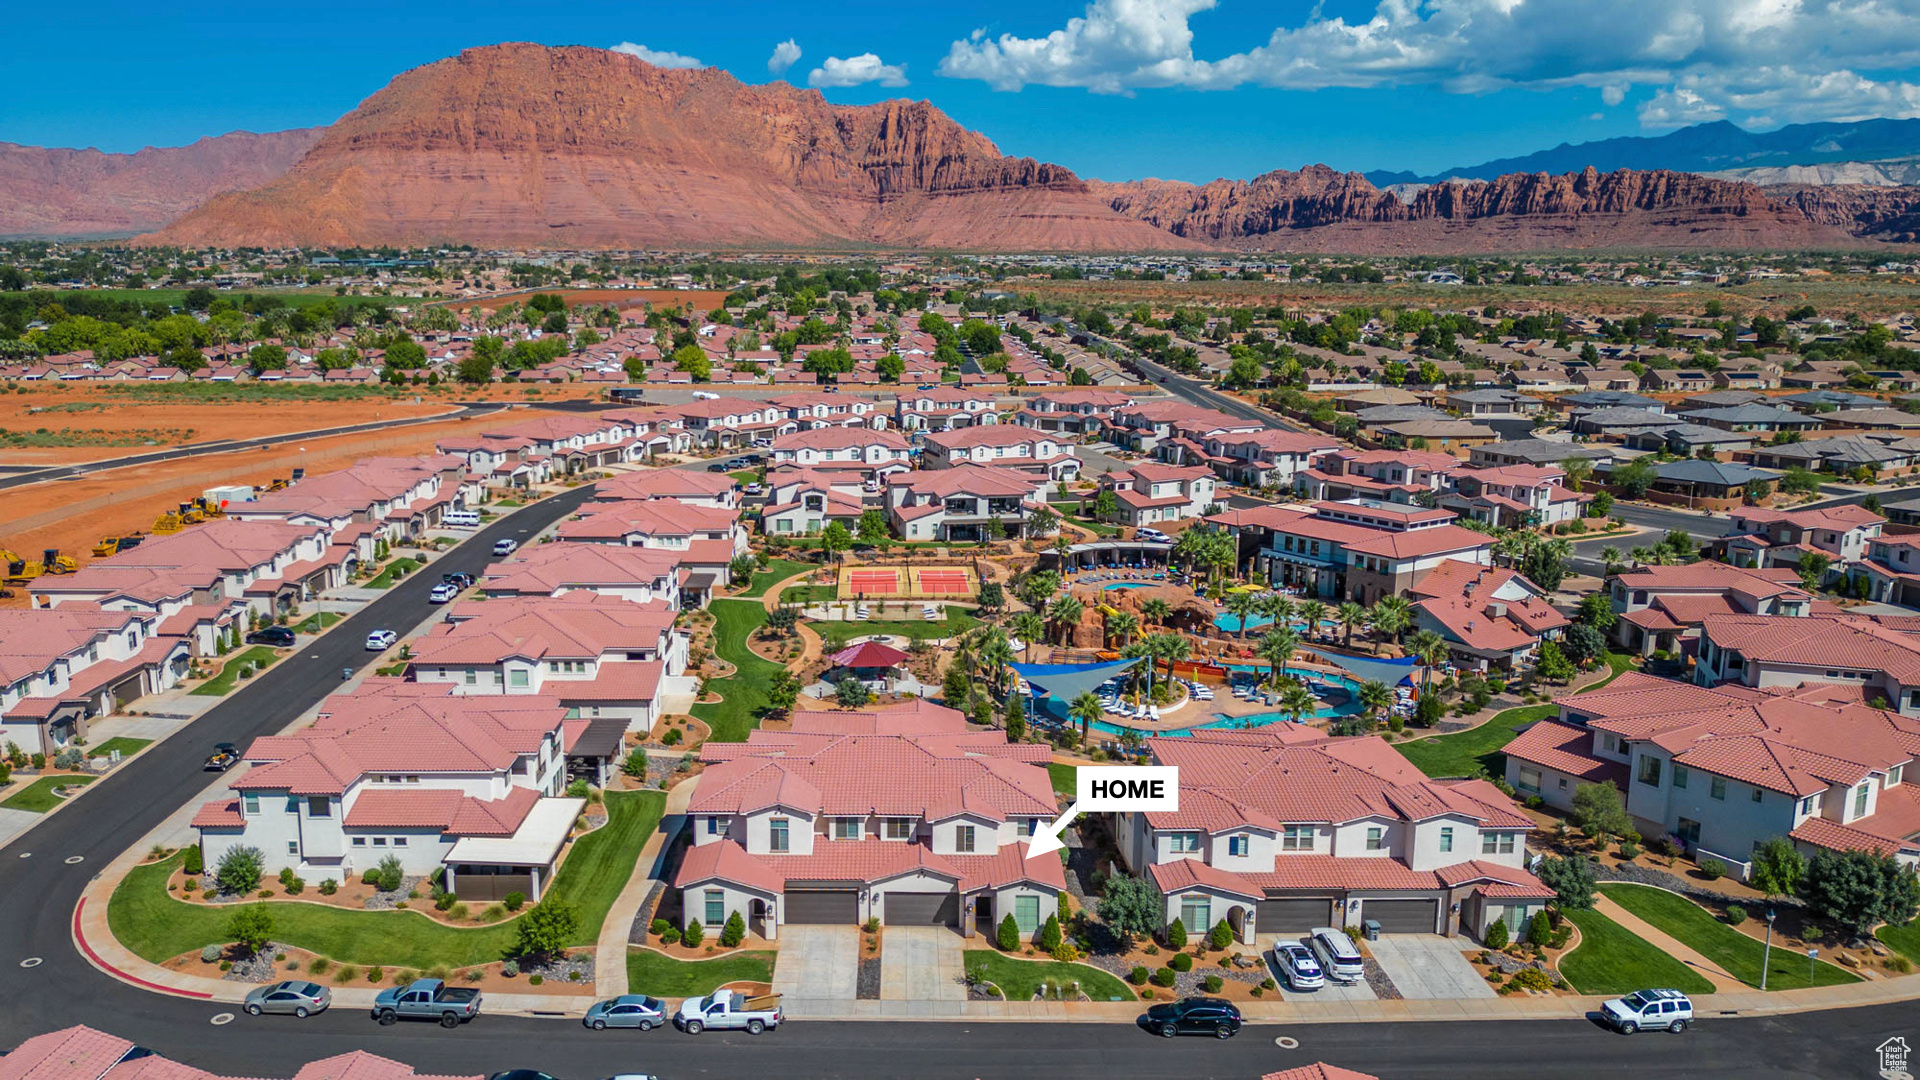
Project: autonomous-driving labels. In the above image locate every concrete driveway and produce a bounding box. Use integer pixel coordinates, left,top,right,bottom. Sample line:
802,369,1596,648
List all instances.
771,925,859,1004
1366,934,1498,1000
879,927,965,1001
1266,943,1376,1002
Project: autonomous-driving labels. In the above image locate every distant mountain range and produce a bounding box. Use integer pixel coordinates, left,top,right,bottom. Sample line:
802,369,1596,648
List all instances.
1365,119,1920,186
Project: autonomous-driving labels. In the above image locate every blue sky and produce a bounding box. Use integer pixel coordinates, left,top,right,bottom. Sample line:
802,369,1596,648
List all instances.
6,0,1919,181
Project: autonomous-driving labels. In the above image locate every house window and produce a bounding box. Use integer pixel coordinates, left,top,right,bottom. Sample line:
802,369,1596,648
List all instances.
708,816,730,837
1710,777,1727,801
1228,835,1249,857
1365,827,1385,851
955,825,977,853
286,796,300,814
352,837,366,847
1637,755,1663,787
1015,894,1041,934
1798,796,1815,815
1751,786,1765,804
1169,832,1201,853
1439,827,1454,853
287,841,298,855
243,794,260,815
508,669,529,688
372,838,387,847
705,890,726,926
1281,825,1314,851
885,818,913,840
308,796,331,817
1517,767,1542,794
769,818,789,853
833,818,860,841
1855,784,1870,817
1180,895,1211,933
1482,832,1516,855
463,670,476,685
1672,765,1689,789
393,837,407,847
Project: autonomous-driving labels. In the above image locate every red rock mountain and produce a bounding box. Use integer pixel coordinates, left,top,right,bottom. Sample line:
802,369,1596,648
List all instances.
147,44,1195,251
1090,165,1872,252
0,129,321,238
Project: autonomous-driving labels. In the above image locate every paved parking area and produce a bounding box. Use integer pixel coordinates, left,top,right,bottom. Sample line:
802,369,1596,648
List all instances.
772,926,859,1002
1366,934,1498,999
1267,942,1377,1002
880,927,965,1001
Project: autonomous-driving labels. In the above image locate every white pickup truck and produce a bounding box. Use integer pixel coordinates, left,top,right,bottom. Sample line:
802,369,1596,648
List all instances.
672,990,782,1035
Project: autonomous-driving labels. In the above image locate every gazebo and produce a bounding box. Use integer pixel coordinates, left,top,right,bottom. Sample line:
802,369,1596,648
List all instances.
827,640,912,690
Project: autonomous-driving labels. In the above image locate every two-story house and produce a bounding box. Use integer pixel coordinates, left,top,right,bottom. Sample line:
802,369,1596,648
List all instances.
920,426,1080,481
1606,563,1814,656
1013,388,1136,434
1193,429,1342,490
674,707,1065,940
592,469,741,510
767,427,913,475
1441,465,1589,529
1099,463,1217,526
1407,563,1569,673
884,464,1049,543
1694,612,1920,717
1120,729,1551,944
480,543,687,608
1207,501,1495,604
1723,504,1885,574
759,468,867,537
0,607,191,755
1297,449,1464,505
894,387,1001,432
555,499,749,583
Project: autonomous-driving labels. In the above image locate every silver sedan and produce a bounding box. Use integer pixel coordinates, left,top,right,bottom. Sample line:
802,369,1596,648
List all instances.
243,980,331,1018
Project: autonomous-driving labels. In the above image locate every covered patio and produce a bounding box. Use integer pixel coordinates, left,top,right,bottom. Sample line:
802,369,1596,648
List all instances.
445,796,587,902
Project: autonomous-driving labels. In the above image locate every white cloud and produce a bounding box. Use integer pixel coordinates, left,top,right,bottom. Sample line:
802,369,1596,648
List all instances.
609,42,703,69
808,53,910,88
769,39,802,75
936,0,1920,127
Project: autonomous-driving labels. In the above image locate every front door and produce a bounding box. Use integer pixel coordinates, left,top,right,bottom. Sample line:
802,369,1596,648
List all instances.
1677,818,1701,849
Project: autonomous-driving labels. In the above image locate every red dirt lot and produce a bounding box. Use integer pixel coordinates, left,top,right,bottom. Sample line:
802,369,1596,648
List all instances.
448,289,729,314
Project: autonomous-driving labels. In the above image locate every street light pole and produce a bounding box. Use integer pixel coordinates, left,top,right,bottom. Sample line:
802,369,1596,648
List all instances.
1761,907,1776,991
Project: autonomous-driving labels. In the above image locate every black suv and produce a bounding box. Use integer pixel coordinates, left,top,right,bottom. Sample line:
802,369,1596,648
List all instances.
245,626,297,647
1144,997,1242,1039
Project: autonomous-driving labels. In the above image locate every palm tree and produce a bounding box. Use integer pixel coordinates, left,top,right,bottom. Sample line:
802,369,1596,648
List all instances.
1225,589,1261,641
1407,628,1448,694
1336,602,1367,649
1256,628,1301,688
1008,611,1045,648
1144,631,1190,697
1106,610,1140,649
1629,546,1652,568
1140,598,1172,628
1171,528,1207,578
1120,640,1152,696
1369,596,1414,651
1278,680,1317,727
979,631,1015,697
1047,595,1084,646
1357,680,1394,728
1297,600,1329,641
1203,530,1238,586
1068,691,1104,743
1600,546,1622,576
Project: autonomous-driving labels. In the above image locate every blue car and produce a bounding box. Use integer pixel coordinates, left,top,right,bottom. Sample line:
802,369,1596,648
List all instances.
585,994,666,1031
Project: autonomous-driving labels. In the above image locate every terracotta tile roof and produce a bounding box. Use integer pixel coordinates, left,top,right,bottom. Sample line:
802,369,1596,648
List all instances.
1261,1065,1379,1080
549,660,664,702
691,732,1057,822
410,593,675,665
1704,612,1920,685
1148,856,1263,898
481,544,684,596
1502,720,1630,787
1789,816,1908,858
1246,855,1445,891
341,785,538,836
191,800,245,829
1341,524,1494,561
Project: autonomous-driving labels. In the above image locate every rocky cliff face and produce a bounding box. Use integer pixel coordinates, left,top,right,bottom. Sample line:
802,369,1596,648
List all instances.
1092,165,1865,252
147,44,1194,251
0,129,322,238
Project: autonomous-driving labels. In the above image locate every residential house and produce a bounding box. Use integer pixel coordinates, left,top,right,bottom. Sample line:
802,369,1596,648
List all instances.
1098,463,1218,526
480,543,687,608
0,608,192,755
767,427,913,475
1442,465,1588,529
1209,500,1494,604
760,468,867,537
0,1026,485,1080
895,388,1001,432
884,465,1048,543
1407,563,1568,672
1446,389,1542,417
920,426,1080,481
1606,562,1814,657
1723,504,1885,571
1013,388,1136,434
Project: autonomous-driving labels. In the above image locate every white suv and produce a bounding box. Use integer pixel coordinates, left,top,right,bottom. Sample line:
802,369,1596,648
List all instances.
1601,988,1693,1034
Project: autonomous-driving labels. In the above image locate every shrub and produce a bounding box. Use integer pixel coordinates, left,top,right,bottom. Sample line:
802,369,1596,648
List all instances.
1127,965,1149,985
1169,952,1193,973
528,975,544,986
1208,919,1233,951
683,919,706,948
182,879,197,893
997,913,1020,951
435,891,456,912
450,903,469,920
514,899,581,959
1203,975,1224,993
1698,858,1726,881
373,855,404,894
1050,943,1076,963
309,957,331,975
214,845,264,896
503,891,526,912
502,960,519,977
362,871,380,886
226,904,274,955
1886,955,1915,974
1038,914,1062,953
862,916,880,934
1725,904,1747,926
660,928,681,945
335,965,358,983
278,868,305,895
464,968,484,982
1484,919,1510,950
1527,910,1552,947
1166,918,1188,949
200,944,223,963
1151,967,1177,987
318,878,338,896
1508,968,1555,993
662,728,683,747
1617,837,1642,860
366,966,383,982
721,911,746,947
183,845,204,876
650,917,672,936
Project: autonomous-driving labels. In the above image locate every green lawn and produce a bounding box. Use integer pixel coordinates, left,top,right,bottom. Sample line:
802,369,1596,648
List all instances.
964,951,1134,1001
1877,919,1920,965
627,949,776,997
740,558,819,599
190,646,280,697
1598,884,1859,991
1,775,94,813
728,470,760,485
293,612,342,634
108,790,664,969
1047,763,1078,796
779,583,838,605
1394,653,1636,780
1559,907,1716,996
85,737,152,760
812,607,982,649
1070,516,1120,538
365,556,424,589
692,599,785,743
1586,652,1636,692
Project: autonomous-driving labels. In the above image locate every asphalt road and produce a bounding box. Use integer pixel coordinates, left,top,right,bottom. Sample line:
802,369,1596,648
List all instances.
0,404,505,491
1,470,1913,1079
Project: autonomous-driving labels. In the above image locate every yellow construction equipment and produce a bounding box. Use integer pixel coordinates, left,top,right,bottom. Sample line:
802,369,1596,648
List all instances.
193,496,224,519
92,533,146,558
154,512,182,534
266,477,289,492
41,549,76,575
1,549,37,584
177,501,206,526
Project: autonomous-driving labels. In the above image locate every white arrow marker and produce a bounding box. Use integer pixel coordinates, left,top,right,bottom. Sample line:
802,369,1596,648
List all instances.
1026,765,1179,861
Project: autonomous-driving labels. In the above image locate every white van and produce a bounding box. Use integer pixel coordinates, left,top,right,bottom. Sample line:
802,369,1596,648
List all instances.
443,510,480,528
1307,927,1365,984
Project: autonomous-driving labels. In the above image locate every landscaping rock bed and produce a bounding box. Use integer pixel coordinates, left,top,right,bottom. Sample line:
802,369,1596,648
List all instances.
1361,958,1403,1000
522,952,595,986
1594,860,1802,912
363,876,428,911
856,953,881,1000
968,980,1003,1001
222,943,288,984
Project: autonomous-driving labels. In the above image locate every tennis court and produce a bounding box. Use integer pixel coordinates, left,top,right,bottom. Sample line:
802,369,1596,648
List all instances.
914,568,975,596
846,568,905,596
838,564,979,600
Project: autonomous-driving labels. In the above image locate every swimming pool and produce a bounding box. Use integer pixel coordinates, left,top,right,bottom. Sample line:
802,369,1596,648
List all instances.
1103,582,1156,591
1055,667,1364,737
1213,612,1273,632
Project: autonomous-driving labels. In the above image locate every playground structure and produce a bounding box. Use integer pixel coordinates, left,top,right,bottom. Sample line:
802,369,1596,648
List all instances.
835,561,981,602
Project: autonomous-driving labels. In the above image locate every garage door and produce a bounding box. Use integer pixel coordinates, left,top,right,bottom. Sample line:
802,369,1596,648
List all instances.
1257,898,1335,935
110,674,145,710
1363,898,1438,934
784,889,858,924
883,891,959,927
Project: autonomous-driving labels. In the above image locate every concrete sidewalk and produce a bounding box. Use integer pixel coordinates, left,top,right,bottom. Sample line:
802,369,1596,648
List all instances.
592,775,698,998
1592,894,1750,993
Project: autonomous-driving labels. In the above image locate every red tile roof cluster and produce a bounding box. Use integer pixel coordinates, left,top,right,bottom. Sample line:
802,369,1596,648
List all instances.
1409,563,1567,652
479,543,684,597
0,1026,481,1080
409,593,676,665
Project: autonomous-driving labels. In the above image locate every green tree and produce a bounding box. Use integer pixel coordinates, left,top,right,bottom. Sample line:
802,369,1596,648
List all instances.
1068,691,1103,742
1336,602,1367,649
215,845,264,896
1357,680,1394,727
1575,593,1617,633
721,911,746,947
766,669,802,716
834,677,872,709
857,508,891,545
1613,458,1658,499
1166,918,1188,949
1570,782,1634,845
1534,855,1597,910
820,521,852,566
997,913,1022,951
622,355,648,381
671,344,712,381
246,343,288,371
384,339,427,370
1801,849,1920,941
1749,836,1807,901
226,903,275,955
1535,640,1575,683
1779,467,1822,495
455,351,495,384
1093,488,1119,521
1797,552,1832,592
1038,913,1063,952
514,898,581,959
1096,874,1164,946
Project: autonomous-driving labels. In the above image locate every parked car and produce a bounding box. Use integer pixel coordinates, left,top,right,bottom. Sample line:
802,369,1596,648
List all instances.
245,627,297,648
1272,941,1325,991
441,572,474,589
364,630,398,651
1308,927,1365,984
492,538,518,556
203,742,240,771
585,994,667,1031
1601,988,1693,1034
673,990,782,1034
428,583,459,604
243,980,331,1018
744,482,763,496
372,978,482,1027
750,438,771,448
487,1072,559,1080
724,457,753,470
1143,997,1242,1039
707,461,730,472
